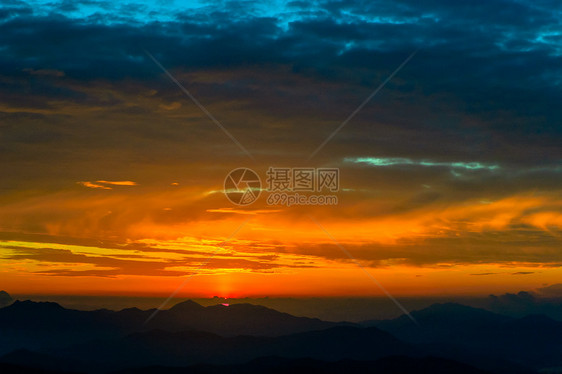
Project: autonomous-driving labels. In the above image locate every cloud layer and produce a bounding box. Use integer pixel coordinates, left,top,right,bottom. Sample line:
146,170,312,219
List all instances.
0,0,560,295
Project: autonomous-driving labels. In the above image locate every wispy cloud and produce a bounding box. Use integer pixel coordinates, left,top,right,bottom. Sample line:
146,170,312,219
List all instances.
96,180,137,186
206,208,282,215
0,237,320,279
346,157,500,171
78,181,112,190
78,180,137,189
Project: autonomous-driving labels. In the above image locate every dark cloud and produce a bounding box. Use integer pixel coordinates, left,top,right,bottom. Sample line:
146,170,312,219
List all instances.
291,230,562,267
0,0,559,164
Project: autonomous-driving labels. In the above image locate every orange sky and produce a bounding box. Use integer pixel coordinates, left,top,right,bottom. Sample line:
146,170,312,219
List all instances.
1,4,561,301
1,184,560,298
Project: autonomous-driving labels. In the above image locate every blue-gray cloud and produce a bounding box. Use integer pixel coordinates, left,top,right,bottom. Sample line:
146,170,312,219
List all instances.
0,0,560,193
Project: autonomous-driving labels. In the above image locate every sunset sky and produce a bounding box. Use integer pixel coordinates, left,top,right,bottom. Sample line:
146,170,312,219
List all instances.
0,0,561,301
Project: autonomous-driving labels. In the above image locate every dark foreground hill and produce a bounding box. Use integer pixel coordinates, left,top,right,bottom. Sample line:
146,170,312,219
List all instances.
1,326,416,372
0,356,491,374
0,299,347,355
113,356,492,374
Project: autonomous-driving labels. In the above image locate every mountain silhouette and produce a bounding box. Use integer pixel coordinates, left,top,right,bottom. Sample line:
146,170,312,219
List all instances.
370,302,561,373
150,301,348,336
1,298,559,373
0,291,13,308
3,326,416,372
0,349,82,373
0,299,348,356
0,363,74,374
370,303,510,343
112,356,491,374
0,355,493,374
0,300,123,355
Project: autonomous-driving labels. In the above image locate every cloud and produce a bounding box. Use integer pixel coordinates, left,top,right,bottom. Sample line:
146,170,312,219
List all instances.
347,157,500,170
0,0,560,291
0,239,319,278
0,2,559,172
206,208,282,215
78,181,137,189
96,180,138,186
78,181,112,190
23,68,65,77
346,157,501,178
158,102,181,111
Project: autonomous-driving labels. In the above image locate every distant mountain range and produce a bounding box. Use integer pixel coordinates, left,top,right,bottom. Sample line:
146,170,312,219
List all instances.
0,292,560,373
0,297,348,356
365,302,562,373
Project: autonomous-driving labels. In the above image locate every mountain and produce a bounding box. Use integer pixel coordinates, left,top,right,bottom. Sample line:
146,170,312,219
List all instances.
0,291,12,308
371,303,561,373
1,298,557,373
0,301,123,355
113,356,492,374
0,363,73,374
2,326,417,372
0,299,349,355
0,349,82,373
367,302,508,327
0,356,492,374
149,301,347,336
370,302,510,343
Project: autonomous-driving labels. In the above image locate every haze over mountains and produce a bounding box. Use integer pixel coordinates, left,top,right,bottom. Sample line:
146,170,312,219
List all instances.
13,289,562,322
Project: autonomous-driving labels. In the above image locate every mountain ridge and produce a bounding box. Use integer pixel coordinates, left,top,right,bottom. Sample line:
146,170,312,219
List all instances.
0,297,558,373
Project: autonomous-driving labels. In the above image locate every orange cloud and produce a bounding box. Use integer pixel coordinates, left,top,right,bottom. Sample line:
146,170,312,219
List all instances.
78,181,112,190
78,181,138,189
96,181,138,186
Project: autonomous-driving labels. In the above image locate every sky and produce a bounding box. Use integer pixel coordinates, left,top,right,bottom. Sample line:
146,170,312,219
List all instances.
0,0,561,302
